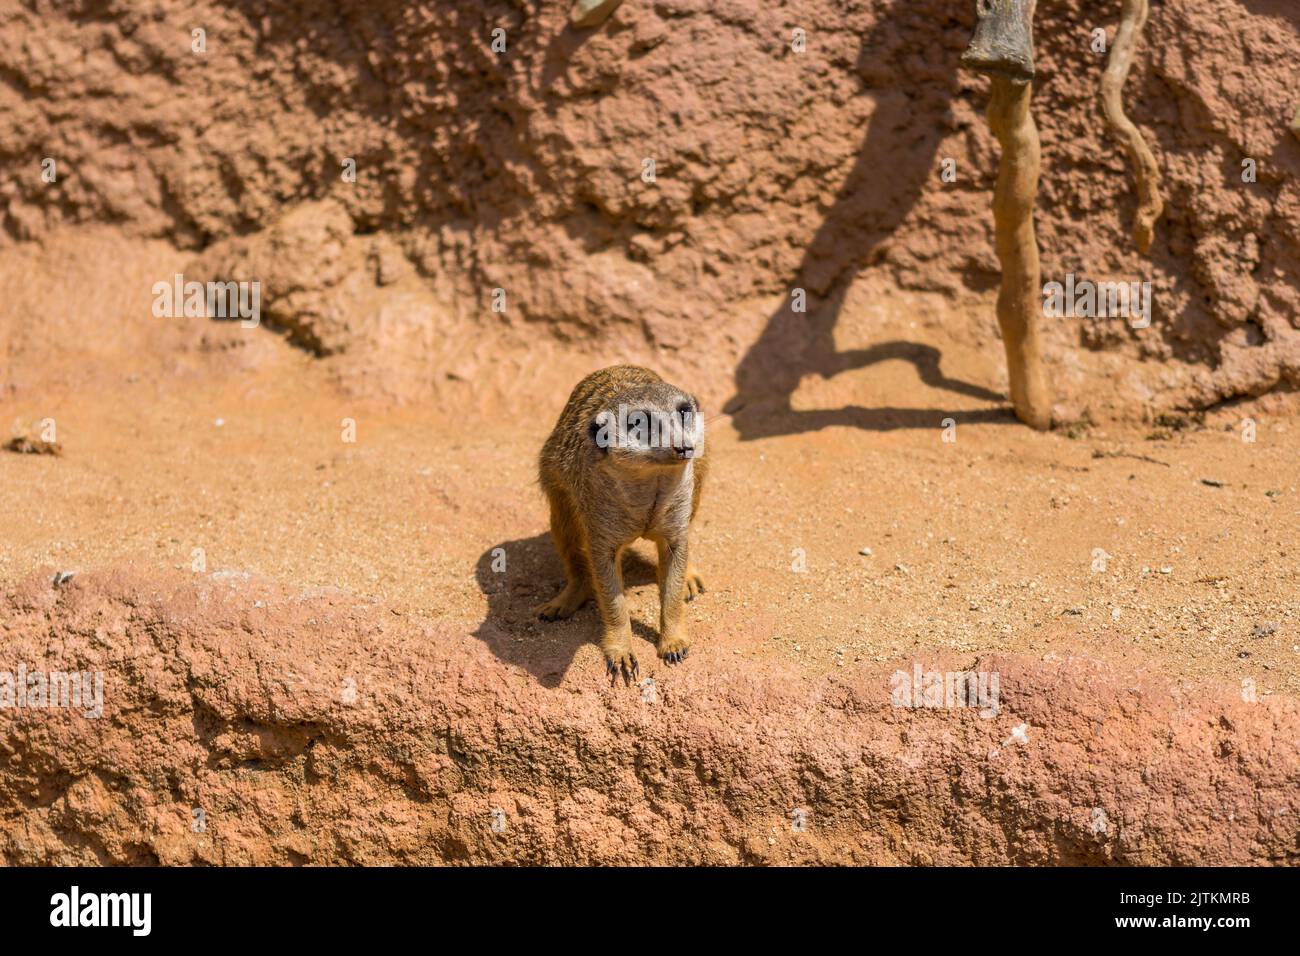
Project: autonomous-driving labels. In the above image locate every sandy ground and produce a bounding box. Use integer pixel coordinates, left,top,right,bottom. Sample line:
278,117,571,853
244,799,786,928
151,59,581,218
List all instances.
2,236,1297,706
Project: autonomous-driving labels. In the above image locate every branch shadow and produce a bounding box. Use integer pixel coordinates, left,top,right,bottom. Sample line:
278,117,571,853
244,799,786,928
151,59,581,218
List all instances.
538,12,613,90
723,0,1010,438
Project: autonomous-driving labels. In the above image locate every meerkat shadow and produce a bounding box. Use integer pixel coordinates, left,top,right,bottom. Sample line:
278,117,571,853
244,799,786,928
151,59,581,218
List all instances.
473,533,658,688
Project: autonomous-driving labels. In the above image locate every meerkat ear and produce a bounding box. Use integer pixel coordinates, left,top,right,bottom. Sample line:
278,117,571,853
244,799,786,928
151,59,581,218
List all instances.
588,417,609,456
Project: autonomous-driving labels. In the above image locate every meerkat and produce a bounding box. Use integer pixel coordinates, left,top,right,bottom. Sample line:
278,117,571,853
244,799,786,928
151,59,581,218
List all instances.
535,365,707,683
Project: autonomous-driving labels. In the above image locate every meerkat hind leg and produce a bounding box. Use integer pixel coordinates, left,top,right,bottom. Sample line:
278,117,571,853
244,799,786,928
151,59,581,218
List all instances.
535,579,592,621
684,565,705,601
534,491,594,621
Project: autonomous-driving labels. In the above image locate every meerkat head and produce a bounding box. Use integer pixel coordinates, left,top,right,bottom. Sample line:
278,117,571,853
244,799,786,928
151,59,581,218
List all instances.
587,382,704,472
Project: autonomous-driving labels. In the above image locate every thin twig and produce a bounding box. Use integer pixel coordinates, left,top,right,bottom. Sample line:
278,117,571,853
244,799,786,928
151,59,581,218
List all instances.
1101,0,1164,253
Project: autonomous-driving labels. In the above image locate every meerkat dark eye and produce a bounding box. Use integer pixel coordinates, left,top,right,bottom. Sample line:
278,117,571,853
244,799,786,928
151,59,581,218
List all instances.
676,400,693,416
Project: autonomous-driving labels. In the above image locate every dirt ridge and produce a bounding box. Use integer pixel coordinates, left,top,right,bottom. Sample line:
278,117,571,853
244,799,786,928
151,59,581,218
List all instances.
3,565,1296,865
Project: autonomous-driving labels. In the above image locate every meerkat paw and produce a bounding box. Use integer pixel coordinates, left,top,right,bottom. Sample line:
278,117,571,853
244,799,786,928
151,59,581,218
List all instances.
657,632,691,665
533,583,591,621
603,646,639,685
684,569,705,602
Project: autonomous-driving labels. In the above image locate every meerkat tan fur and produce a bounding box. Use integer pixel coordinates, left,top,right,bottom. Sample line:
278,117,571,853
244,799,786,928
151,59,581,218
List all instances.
535,366,707,682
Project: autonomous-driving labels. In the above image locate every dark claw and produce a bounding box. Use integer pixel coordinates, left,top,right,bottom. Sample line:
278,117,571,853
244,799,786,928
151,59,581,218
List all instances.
685,594,694,602
604,654,638,685
681,648,688,658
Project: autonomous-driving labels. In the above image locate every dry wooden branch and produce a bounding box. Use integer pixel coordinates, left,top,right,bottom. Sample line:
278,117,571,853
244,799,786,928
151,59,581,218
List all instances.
962,0,1036,82
571,0,623,28
963,0,1051,430
1101,0,1164,254
988,76,1051,430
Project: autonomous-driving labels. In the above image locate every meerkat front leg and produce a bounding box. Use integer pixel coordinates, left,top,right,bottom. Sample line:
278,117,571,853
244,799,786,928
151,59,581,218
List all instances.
655,536,691,663
591,542,637,683
658,535,703,602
